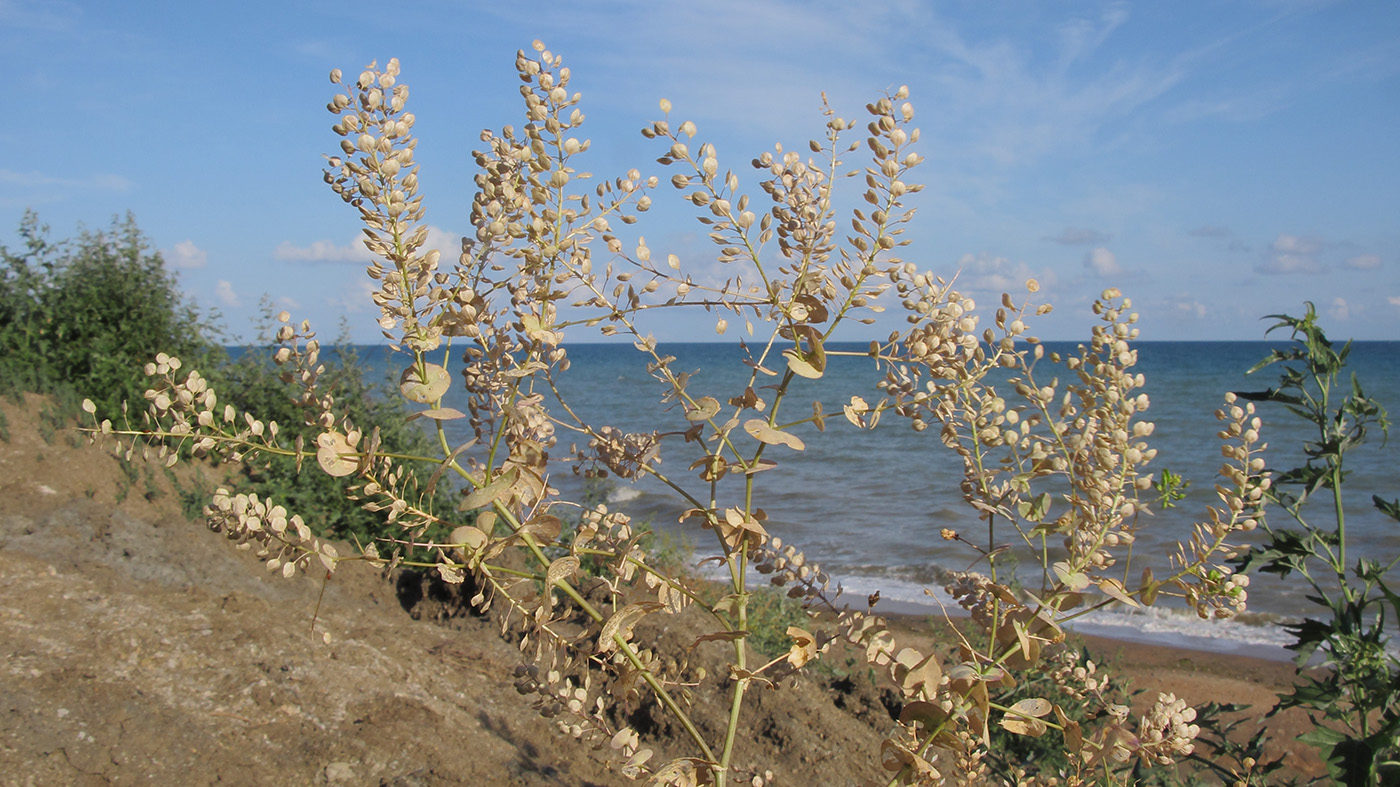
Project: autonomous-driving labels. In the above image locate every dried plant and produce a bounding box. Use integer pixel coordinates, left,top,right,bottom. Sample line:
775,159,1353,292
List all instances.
83,43,1274,786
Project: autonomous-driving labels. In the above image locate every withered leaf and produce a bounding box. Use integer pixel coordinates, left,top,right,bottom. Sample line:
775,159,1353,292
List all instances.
998,716,1048,737
449,525,489,553
546,555,579,589
1008,697,1053,718
734,458,778,474
684,396,721,422
399,363,451,403
743,419,805,451
599,602,664,653
782,327,826,380
1097,576,1141,607
899,700,949,729
315,432,358,477
520,514,562,543
458,467,519,511
785,626,819,668
407,407,466,421
1052,560,1090,591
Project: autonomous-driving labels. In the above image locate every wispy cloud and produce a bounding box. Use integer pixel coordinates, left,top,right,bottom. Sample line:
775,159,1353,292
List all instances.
956,251,1057,295
275,225,461,264
274,238,372,263
917,6,1187,167
0,169,130,191
1170,296,1208,319
1084,247,1121,277
0,0,81,33
214,279,241,308
1257,233,1325,274
1343,253,1381,271
167,240,206,269
1328,296,1350,321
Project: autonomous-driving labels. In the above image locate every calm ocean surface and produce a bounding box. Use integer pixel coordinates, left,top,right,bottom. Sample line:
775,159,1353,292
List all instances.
313,341,1398,656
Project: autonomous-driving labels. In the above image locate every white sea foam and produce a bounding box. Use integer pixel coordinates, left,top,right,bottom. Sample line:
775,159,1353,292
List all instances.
833,573,1299,660
607,486,643,504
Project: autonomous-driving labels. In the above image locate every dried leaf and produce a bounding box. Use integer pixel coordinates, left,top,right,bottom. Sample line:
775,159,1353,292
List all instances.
546,556,579,588
899,700,949,729
892,647,942,698
599,602,664,652
685,396,721,422
782,328,826,380
734,458,778,474
1008,697,1053,718
449,525,488,554
315,432,358,477
647,758,703,787
1052,561,1090,591
786,626,819,668
1097,576,1141,607
998,716,1048,737
783,348,821,380
399,363,451,403
743,419,805,451
407,407,466,421
520,514,562,543
458,467,519,511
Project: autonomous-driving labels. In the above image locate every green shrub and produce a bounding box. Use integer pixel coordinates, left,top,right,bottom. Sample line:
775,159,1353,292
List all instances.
0,210,221,414
217,315,458,552
2,211,452,550
1234,304,1400,786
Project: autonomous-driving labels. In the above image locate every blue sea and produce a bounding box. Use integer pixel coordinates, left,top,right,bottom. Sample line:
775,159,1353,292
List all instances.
314,340,1399,657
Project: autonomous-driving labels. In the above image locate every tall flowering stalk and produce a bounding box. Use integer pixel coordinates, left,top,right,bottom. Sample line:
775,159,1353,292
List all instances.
83,43,1271,787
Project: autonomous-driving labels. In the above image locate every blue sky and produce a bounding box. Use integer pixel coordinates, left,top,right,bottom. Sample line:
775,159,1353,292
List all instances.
4,0,1397,343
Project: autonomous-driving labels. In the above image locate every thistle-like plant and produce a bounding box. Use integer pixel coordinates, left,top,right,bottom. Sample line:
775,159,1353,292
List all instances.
83,43,1274,787
1232,304,1399,786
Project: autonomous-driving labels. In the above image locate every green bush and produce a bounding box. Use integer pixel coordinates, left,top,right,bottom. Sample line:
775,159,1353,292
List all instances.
218,315,458,551
3,210,453,551
0,210,221,414
1233,304,1400,786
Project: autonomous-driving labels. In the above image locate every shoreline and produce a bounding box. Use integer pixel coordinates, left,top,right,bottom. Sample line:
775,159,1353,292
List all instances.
870,603,1324,780
868,594,1300,663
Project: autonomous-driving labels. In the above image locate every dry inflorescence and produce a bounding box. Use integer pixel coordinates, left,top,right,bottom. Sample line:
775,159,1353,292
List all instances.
83,42,1271,787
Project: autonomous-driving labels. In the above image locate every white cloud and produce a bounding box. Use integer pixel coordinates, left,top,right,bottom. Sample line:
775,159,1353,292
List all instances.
1389,296,1400,307
1343,253,1381,271
215,280,241,308
273,238,373,263
917,6,1187,167
275,225,462,264
1044,227,1111,245
167,240,207,269
1328,297,1350,321
0,168,130,191
328,279,376,316
956,251,1055,294
1173,298,1207,319
1084,247,1121,277
1257,234,1325,274
424,225,464,262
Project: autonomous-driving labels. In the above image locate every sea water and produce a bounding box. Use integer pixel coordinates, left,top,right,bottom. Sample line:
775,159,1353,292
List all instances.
313,340,1399,657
